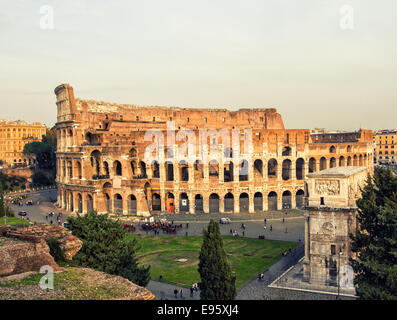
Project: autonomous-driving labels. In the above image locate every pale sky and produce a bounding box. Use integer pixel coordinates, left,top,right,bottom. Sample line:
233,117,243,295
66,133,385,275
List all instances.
0,0,396,131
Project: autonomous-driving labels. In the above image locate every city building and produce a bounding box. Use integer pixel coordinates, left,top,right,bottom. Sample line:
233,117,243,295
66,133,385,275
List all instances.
373,129,397,165
54,84,374,216
0,120,47,167
303,166,369,288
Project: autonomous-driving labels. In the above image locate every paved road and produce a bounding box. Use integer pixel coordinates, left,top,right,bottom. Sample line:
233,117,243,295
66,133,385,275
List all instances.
134,217,304,243
236,244,304,299
11,190,305,243
8,190,64,225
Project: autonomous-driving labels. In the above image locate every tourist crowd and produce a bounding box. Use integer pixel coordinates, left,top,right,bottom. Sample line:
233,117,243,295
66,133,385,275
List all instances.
140,221,184,235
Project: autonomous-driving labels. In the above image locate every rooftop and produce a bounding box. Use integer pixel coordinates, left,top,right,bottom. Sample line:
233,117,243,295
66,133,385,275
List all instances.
306,166,367,178
0,120,46,127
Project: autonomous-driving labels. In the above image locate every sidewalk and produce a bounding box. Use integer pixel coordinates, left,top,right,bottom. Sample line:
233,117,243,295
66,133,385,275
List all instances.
268,259,357,299
146,280,200,300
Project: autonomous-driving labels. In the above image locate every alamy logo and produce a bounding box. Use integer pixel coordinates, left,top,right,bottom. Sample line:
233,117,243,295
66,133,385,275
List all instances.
143,121,253,167
339,265,354,289
39,265,54,290
340,5,354,30
39,5,54,30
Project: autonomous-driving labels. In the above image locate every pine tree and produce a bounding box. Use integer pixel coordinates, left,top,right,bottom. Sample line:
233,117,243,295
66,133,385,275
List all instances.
67,211,151,287
350,167,397,299
198,219,236,300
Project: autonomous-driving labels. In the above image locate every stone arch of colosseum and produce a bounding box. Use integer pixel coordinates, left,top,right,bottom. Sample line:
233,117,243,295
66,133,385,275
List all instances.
54,84,374,216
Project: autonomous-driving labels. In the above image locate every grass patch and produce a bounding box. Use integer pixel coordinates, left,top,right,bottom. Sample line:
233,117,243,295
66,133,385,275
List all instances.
0,268,129,300
0,217,31,226
126,234,298,289
0,273,44,288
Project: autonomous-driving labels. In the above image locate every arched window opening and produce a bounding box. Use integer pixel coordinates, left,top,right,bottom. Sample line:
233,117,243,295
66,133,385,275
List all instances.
282,191,292,209
254,192,263,212
254,159,263,178
268,159,277,178
224,193,234,212
224,161,234,182
282,159,292,180
239,160,249,181
296,158,304,180
309,158,316,173
268,192,278,211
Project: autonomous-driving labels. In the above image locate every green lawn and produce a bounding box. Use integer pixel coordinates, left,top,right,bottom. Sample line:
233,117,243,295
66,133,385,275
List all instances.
0,216,31,226
126,234,298,289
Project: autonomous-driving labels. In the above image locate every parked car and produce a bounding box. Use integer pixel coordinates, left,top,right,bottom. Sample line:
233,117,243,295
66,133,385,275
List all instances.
219,217,231,224
18,211,27,217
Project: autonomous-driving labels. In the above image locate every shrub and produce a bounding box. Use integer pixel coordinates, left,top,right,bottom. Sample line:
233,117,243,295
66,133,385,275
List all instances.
67,211,151,287
6,206,14,217
46,237,66,262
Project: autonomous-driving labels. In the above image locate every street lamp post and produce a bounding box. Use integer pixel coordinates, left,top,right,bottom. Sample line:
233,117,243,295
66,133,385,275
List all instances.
1,191,7,225
337,250,342,299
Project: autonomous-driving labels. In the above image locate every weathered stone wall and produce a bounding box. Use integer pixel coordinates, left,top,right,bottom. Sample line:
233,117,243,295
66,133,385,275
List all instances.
1,167,33,183
0,224,83,277
6,224,83,261
0,235,61,277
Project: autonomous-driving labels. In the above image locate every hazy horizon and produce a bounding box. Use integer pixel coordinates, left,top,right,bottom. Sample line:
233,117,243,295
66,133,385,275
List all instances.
1,0,396,131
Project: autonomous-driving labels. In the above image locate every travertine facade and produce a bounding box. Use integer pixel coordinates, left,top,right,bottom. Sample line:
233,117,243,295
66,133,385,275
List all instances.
303,166,369,287
0,120,47,167
373,129,397,165
54,84,374,216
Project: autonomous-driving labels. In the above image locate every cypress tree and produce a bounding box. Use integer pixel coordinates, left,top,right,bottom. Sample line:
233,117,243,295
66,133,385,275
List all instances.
198,219,236,300
350,167,397,299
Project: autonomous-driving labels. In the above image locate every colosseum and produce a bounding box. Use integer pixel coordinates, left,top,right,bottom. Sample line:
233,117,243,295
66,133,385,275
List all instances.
54,84,374,216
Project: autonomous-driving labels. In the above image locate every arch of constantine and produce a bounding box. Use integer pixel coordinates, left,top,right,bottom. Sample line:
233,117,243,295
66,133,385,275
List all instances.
54,84,374,216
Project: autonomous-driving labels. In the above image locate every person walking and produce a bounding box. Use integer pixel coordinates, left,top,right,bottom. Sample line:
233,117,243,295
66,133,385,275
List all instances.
180,288,183,298
174,288,178,298
264,218,267,225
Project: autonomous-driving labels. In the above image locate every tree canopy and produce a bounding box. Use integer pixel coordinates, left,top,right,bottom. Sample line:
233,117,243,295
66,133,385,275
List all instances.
23,127,56,186
23,127,56,170
67,211,151,287
350,167,397,299
0,172,27,192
